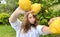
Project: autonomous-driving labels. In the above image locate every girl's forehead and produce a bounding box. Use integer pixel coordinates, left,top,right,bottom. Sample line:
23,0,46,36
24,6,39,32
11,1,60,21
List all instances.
28,13,33,17
28,13,36,18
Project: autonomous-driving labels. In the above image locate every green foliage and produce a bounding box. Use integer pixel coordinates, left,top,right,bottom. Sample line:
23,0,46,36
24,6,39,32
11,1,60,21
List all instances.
0,0,60,37
0,0,60,26
0,0,18,25
0,0,18,14
0,13,10,25
0,25,16,37
30,0,60,26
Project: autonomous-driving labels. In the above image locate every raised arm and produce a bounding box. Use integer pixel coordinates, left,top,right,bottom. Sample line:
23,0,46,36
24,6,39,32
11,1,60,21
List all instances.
9,7,25,23
42,17,60,34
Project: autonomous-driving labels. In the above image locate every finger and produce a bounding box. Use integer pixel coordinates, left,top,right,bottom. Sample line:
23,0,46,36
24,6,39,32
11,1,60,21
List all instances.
56,17,60,19
48,17,60,25
48,18,56,25
28,10,34,13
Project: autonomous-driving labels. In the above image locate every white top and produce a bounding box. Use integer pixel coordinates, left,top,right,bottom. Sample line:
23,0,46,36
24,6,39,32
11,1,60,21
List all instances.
9,19,45,37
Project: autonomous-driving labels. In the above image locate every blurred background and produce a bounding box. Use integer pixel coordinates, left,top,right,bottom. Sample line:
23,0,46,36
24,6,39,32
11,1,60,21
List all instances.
0,0,60,37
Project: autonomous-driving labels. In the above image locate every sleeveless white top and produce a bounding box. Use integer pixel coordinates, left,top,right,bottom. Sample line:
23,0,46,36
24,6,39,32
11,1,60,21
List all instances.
9,19,45,37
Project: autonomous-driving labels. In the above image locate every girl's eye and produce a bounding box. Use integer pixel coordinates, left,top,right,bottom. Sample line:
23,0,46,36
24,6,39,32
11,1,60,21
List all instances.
29,17,32,19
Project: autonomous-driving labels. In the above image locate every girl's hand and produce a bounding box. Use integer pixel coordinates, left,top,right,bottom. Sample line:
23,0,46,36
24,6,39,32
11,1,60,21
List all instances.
48,17,60,25
27,10,34,13
16,7,26,15
25,10,34,15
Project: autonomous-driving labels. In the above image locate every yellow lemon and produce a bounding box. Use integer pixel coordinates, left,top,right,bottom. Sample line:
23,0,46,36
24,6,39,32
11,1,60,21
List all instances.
31,3,41,15
19,0,31,11
45,10,48,13
49,18,60,34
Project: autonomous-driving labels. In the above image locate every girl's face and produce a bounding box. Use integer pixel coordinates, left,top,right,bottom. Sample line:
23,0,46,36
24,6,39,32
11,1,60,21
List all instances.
28,13,36,24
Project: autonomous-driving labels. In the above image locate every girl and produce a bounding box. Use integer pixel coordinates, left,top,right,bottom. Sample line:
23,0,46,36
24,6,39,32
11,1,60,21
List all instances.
9,7,52,37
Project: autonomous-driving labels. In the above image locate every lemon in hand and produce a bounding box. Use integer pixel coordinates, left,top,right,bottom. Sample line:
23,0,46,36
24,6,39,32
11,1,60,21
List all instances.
31,3,42,15
19,0,31,11
49,18,60,34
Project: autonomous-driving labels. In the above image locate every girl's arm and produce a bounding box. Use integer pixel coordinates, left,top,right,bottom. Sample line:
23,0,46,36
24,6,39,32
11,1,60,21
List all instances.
42,26,51,34
9,7,25,23
42,17,60,34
